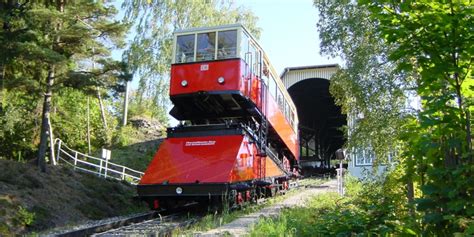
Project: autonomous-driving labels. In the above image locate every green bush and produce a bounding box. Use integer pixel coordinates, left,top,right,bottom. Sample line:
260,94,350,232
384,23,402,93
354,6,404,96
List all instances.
15,206,35,227
251,173,420,236
112,125,138,147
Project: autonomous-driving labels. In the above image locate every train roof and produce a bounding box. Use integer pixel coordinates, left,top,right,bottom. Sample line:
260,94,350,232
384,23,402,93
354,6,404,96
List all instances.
174,23,246,35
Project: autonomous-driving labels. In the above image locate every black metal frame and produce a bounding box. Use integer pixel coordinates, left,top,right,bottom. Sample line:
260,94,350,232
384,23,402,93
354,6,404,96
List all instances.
137,183,231,197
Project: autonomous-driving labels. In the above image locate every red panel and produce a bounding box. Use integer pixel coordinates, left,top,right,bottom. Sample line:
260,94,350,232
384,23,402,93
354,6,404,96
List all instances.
230,137,259,182
170,59,243,96
140,135,244,184
266,94,299,159
169,58,298,160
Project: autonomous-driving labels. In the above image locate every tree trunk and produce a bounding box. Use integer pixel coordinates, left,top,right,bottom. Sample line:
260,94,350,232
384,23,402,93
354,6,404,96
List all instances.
0,65,5,112
37,66,55,172
37,0,64,172
97,88,108,129
96,87,109,143
122,81,129,126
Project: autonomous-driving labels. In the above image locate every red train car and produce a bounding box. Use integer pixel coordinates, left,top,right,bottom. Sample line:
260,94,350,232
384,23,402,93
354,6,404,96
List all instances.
137,24,299,209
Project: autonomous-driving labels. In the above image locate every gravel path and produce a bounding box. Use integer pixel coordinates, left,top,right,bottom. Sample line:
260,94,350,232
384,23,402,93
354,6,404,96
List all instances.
196,179,338,236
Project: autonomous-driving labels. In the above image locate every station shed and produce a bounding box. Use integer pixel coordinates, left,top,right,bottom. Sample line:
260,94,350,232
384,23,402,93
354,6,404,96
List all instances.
280,64,346,176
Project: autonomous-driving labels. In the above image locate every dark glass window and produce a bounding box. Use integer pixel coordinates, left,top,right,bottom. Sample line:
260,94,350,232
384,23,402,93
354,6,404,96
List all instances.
175,34,195,63
196,32,216,61
217,30,237,59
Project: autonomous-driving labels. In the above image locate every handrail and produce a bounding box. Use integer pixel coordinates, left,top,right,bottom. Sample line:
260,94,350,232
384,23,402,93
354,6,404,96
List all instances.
54,138,144,185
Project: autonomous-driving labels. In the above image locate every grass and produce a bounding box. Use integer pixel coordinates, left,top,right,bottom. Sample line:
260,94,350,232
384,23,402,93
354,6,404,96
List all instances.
0,160,149,236
249,192,342,237
175,177,326,236
249,175,421,236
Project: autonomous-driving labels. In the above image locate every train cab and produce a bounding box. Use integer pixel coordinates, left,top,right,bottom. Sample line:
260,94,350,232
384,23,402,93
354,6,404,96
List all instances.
169,24,264,121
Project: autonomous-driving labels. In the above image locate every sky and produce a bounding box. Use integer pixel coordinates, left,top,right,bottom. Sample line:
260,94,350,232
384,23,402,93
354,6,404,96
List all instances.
238,0,341,75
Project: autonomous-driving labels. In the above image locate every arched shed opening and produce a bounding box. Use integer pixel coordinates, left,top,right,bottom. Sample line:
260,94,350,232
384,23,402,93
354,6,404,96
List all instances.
281,65,346,175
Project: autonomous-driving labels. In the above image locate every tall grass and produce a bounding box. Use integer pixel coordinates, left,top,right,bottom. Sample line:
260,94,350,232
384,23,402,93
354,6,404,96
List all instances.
250,174,419,236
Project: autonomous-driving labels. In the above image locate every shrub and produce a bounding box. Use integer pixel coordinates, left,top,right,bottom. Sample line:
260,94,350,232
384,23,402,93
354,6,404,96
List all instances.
251,172,420,236
15,206,35,227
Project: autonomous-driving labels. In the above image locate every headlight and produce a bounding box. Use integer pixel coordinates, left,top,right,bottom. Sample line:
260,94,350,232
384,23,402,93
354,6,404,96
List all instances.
217,77,225,84
176,187,183,195
181,80,188,87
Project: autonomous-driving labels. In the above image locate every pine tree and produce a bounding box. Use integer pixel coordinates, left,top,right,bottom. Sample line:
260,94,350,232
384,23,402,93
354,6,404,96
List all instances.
1,0,128,171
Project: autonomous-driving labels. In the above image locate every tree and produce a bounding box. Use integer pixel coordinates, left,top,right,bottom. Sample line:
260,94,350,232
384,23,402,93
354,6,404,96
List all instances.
0,1,128,170
121,0,261,123
362,0,473,233
315,1,409,167
316,0,474,234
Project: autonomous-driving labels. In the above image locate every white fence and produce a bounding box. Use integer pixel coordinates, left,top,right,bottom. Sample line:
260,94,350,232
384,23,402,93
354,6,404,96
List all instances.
54,139,144,185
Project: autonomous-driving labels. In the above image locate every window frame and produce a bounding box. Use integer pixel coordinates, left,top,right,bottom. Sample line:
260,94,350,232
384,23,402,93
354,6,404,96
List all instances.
173,25,243,64
196,31,217,62
174,33,196,63
354,148,374,167
216,30,238,60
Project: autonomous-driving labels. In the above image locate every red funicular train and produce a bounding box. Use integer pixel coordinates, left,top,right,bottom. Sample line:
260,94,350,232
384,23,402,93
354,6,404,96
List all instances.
137,24,299,209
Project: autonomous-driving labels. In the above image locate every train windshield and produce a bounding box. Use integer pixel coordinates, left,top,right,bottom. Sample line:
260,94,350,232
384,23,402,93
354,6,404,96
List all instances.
197,32,216,61
174,28,239,63
217,30,237,59
176,34,195,63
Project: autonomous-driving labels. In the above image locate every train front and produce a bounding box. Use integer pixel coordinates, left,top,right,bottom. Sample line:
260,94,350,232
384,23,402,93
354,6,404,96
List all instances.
137,24,299,209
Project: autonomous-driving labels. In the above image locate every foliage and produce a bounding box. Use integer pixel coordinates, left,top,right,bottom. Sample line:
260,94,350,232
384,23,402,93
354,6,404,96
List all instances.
363,0,473,234
121,0,261,122
0,90,40,160
0,1,128,163
112,125,139,147
316,0,408,166
15,206,35,227
0,160,148,235
251,174,418,236
52,88,116,151
316,0,473,235
126,90,169,125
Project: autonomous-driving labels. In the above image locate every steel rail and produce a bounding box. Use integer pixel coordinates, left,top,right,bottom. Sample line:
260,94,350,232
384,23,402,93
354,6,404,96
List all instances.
56,212,158,237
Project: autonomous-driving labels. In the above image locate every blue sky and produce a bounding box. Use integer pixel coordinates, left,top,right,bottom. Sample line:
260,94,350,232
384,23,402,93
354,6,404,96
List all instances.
239,0,341,74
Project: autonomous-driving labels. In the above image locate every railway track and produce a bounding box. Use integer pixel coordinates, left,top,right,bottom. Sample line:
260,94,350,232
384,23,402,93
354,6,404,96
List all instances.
56,203,203,237
93,212,198,236
53,179,321,236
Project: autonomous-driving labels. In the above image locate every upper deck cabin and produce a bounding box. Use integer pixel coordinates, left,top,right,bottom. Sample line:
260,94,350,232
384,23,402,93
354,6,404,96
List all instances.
173,24,249,64
170,24,298,132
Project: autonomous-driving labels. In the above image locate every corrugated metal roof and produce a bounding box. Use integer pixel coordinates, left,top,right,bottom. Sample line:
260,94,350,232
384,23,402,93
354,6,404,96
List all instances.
281,64,339,89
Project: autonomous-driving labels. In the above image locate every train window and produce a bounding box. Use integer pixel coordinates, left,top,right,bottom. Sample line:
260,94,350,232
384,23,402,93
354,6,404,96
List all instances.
240,32,249,59
217,30,237,59
175,34,195,63
255,50,261,77
196,32,216,61
268,76,276,99
290,110,295,131
277,89,284,111
285,102,290,121
249,43,256,68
